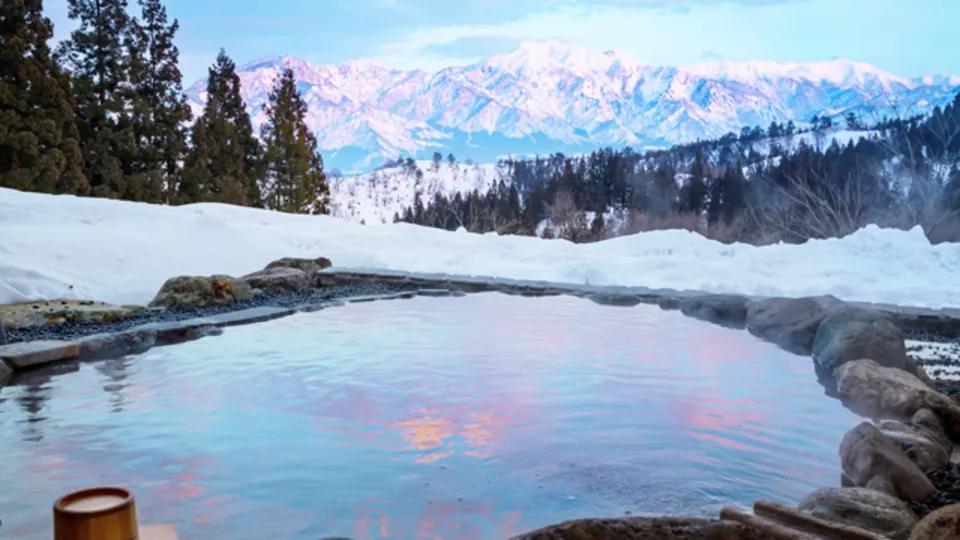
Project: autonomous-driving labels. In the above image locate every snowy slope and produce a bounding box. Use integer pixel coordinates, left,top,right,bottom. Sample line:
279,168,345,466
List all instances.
2,187,959,309
329,160,503,224
327,128,876,224
185,41,960,172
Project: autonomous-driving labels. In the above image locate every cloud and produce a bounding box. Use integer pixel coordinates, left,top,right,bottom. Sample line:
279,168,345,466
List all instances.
369,0,801,70
421,36,521,58
700,49,723,59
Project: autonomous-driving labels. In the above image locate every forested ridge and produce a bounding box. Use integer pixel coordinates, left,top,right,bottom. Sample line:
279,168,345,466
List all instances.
396,98,960,244
3,1,959,244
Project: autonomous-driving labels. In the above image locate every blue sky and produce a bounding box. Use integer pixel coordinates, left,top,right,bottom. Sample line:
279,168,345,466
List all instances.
47,0,960,84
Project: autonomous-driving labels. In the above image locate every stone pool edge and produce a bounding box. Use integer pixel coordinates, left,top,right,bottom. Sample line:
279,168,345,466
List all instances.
3,265,960,539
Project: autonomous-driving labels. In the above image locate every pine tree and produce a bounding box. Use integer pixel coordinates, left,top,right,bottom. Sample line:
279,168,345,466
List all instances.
126,0,190,203
707,163,746,225
182,49,262,205
260,67,328,214
0,0,87,194
59,0,135,198
681,148,707,214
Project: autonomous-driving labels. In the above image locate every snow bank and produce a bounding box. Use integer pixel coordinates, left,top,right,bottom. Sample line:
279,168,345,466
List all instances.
1,187,958,308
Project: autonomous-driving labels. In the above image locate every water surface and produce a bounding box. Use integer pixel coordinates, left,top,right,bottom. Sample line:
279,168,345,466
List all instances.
0,293,857,539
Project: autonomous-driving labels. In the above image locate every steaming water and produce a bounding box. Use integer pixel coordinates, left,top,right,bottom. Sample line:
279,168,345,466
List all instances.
0,293,858,539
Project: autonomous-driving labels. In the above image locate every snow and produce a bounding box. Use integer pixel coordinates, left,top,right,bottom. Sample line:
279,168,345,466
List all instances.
2,187,959,309
329,160,502,224
184,42,960,172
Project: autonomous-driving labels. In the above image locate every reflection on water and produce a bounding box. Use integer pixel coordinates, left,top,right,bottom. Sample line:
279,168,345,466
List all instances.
0,293,858,539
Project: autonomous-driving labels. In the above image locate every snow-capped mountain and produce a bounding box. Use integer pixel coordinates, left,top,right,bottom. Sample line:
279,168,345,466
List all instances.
186,41,960,172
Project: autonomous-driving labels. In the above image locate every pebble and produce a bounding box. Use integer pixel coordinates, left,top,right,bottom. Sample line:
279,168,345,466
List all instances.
6,282,412,344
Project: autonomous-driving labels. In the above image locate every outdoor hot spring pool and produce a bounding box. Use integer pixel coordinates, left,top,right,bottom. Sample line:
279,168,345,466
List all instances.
0,293,859,539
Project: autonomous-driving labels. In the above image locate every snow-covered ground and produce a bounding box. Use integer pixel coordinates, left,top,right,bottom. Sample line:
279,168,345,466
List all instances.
2,187,959,308
329,160,502,224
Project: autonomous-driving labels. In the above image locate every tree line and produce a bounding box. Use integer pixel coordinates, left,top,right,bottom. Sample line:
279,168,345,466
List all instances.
0,0,329,213
397,93,960,244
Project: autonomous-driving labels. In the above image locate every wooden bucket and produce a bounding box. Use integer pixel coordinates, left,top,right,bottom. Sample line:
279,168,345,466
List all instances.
53,486,139,540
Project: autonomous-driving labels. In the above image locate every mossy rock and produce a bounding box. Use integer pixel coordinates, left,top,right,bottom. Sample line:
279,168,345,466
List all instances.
149,275,253,309
0,300,143,329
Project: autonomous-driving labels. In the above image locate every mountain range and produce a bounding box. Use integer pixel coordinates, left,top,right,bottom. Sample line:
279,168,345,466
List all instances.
185,41,960,173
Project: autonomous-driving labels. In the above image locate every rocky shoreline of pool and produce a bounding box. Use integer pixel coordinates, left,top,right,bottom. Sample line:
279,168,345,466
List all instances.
3,256,960,539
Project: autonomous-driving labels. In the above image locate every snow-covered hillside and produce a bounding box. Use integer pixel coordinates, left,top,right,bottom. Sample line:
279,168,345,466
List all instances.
185,41,960,172
326,128,877,224
329,160,503,224
2,187,959,309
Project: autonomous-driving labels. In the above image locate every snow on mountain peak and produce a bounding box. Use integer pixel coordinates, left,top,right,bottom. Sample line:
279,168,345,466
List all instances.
682,58,909,88
186,42,960,173
482,40,642,76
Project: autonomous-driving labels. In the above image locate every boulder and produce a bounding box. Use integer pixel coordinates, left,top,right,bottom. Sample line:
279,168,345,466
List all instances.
264,256,332,274
0,320,6,345
745,296,846,354
878,416,951,473
0,300,142,329
0,360,11,386
909,502,960,539
813,308,913,375
797,487,917,539
313,272,341,287
835,359,960,442
678,294,748,328
149,275,253,309
838,422,936,502
511,516,764,540
657,297,681,310
242,267,310,292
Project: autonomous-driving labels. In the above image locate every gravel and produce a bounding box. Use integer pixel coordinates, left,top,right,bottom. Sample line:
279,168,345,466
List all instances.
5,282,412,344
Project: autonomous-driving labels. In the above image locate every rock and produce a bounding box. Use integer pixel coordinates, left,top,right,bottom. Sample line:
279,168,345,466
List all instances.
878,417,951,473
798,487,917,539
838,422,935,502
909,502,960,539
0,320,6,344
813,308,916,375
149,275,253,309
511,516,764,540
264,256,332,274
657,297,681,310
76,329,158,362
347,291,416,303
132,319,222,346
745,296,846,354
835,359,960,442
587,292,642,307
0,340,79,370
678,295,748,328
312,271,341,288
0,300,142,329
418,288,455,297
241,267,310,292
0,360,11,386
202,306,296,327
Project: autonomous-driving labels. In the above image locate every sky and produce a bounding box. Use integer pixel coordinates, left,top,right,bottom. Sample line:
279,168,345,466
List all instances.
46,0,960,85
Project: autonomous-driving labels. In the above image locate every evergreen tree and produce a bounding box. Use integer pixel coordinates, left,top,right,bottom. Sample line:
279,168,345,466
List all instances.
260,67,329,214
707,163,746,225
59,0,135,198
126,0,190,203
0,0,87,193
182,49,262,205
680,148,707,214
